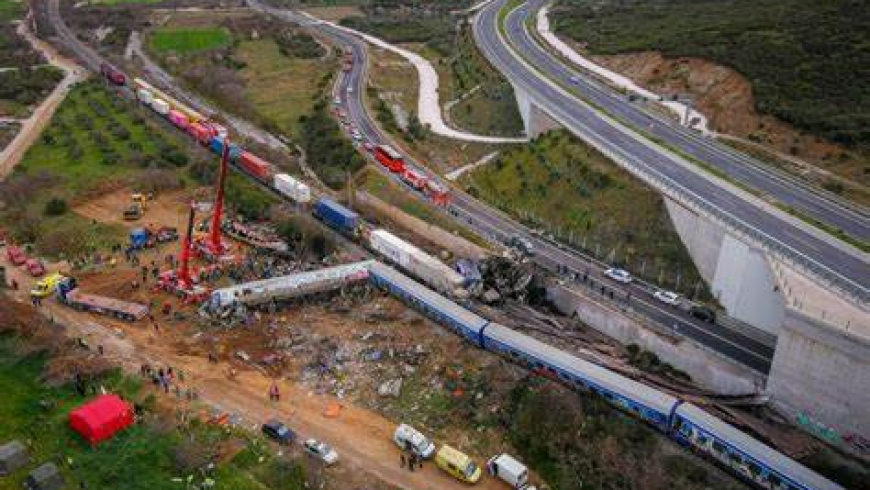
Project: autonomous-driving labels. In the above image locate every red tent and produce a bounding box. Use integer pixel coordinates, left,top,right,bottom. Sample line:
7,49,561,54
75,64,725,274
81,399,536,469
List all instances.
69,394,134,445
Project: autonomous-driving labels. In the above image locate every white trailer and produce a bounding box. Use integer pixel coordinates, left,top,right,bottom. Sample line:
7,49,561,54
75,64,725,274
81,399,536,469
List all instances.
368,229,464,293
136,88,154,106
207,261,374,310
274,173,311,203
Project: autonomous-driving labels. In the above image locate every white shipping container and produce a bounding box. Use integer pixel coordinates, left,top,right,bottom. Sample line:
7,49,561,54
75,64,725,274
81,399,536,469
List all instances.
369,229,464,293
274,174,312,203
137,89,154,105
151,98,170,115
369,230,416,268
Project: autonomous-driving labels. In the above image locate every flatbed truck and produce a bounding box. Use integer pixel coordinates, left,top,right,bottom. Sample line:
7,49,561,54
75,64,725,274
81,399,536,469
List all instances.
56,277,149,321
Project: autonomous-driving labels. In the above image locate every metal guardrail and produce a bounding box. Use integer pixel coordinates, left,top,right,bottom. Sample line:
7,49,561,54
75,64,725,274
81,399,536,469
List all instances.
476,1,869,307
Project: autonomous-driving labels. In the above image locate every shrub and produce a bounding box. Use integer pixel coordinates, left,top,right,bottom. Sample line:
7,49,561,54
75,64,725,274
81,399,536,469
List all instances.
43,197,68,216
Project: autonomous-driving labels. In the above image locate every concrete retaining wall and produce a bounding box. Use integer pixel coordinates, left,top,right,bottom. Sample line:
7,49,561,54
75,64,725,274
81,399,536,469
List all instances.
767,309,870,441
547,282,763,394
664,197,724,283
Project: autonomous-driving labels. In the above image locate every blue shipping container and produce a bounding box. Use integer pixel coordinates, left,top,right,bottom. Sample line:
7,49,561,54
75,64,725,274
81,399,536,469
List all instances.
315,198,359,232
209,136,241,160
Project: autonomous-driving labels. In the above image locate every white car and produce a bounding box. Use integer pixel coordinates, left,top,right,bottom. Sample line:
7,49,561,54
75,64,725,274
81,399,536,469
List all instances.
303,438,339,466
569,75,580,84
393,423,436,459
604,268,633,283
653,289,681,306
333,96,341,105
347,86,354,93
352,131,363,141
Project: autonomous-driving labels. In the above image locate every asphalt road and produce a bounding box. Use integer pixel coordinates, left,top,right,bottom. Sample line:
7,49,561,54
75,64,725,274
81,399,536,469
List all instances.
49,0,776,373
513,0,869,241
474,0,869,303
260,4,777,373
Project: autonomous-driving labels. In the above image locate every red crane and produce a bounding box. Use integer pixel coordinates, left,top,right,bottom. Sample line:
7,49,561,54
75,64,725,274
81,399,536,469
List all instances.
177,202,196,290
206,140,231,258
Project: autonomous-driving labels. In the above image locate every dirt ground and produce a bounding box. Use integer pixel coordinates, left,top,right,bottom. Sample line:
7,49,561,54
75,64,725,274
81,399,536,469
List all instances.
1,246,515,490
72,187,200,232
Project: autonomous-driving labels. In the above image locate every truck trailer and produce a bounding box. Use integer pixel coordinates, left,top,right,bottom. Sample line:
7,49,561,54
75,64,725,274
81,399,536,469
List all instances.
56,277,149,321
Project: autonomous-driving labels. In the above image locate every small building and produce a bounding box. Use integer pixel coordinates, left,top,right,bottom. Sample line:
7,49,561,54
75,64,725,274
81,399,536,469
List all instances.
0,440,29,475
69,394,134,445
26,462,64,490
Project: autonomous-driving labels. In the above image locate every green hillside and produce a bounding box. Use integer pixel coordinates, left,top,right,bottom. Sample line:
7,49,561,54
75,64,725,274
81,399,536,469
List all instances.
552,0,870,150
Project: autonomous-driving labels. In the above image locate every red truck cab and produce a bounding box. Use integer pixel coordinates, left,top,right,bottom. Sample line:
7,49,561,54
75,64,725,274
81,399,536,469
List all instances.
7,246,27,266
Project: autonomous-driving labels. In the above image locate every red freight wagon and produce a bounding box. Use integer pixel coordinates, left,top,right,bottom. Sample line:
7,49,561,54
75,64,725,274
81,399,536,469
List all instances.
168,110,190,130
69,394,134,445
374,145,405,173
238,151,274,181
402,168,427,190
100,63,126,86
187,122,215,144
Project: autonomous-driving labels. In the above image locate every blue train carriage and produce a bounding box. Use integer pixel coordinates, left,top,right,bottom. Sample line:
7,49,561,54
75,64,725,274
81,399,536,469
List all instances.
672,404,843,490
367,262,488,345
482,323,678,432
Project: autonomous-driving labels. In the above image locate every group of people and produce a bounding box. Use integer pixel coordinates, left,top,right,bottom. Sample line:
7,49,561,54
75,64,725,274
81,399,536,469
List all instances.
140,363,197,401
400,452,424,472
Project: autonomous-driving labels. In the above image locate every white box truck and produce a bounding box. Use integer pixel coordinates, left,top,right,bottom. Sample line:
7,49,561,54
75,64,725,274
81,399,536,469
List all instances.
487,453,533,489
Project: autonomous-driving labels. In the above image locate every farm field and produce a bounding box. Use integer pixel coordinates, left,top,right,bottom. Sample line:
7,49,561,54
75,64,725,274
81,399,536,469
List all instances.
149,28,232,55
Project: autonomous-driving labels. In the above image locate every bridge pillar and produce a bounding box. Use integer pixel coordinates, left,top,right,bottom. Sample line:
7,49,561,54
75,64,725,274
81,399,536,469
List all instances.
512,83,561,138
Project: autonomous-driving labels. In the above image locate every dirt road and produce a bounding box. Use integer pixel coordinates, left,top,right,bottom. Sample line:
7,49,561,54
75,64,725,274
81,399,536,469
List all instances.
1,258,505,490
0,16,86,179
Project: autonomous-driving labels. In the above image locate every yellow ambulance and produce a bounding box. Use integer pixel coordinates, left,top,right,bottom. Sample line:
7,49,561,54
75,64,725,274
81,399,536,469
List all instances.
435,445,482,484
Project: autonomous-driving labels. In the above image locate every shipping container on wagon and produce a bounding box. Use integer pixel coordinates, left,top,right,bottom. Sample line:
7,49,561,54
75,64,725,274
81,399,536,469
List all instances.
168,110,190,130
238,151,274,181
209,136,242,160
273,173,311,203
186,122,215,144
132,78,205,123
368,229,464,293
136,88,154,106
314,198,359,233
151,98,170,116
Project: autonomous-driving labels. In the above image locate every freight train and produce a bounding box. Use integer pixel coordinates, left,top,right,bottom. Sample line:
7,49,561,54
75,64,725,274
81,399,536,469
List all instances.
365,262,843,490
98,68,841,490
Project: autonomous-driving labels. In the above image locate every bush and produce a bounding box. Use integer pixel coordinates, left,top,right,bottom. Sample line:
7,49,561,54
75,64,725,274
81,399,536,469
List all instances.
43,197,68,216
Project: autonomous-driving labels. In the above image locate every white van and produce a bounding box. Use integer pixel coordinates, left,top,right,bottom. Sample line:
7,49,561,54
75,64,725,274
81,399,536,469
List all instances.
487,453,532,489
393,424,436,459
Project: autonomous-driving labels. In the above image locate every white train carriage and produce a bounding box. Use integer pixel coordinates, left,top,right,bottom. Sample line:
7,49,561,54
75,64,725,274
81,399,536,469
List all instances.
208,261,374,310
482,323,679,430
368,229,465,294
367,262,487,344
672,404,844,490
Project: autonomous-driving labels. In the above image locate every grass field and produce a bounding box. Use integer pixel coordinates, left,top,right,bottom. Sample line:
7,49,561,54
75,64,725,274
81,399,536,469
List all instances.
236,39,331,139
0,334,306,490
466,130,707,296
149,28,232,55
1,80,198,258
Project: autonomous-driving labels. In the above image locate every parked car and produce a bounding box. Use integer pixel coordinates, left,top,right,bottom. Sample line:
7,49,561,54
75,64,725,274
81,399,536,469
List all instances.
435,445,481,484
689,305,717,324
261,419,296,445
653,289,681,306
25,259,45,277
393,423,436,459
604,268,633,283
363,142,374,153
569,75,580,84
303,438,339,466
6,246,27,266
352,130,363,141
333,96,341,105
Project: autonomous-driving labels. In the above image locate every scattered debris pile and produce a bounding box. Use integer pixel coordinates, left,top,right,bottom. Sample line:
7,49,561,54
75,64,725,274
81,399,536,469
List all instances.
477,256,536,303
